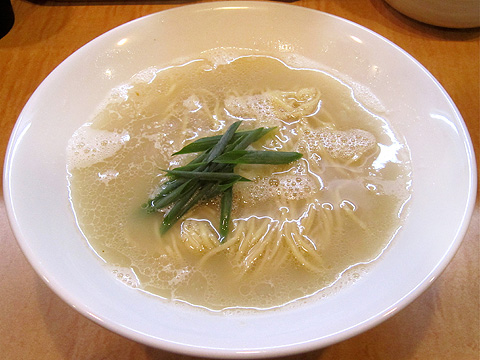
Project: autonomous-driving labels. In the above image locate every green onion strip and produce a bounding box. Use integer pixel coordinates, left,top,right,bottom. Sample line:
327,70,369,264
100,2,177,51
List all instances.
145,121,302,242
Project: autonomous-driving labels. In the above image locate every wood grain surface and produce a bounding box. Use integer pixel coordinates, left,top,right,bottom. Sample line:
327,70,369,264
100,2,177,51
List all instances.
0,1,478,359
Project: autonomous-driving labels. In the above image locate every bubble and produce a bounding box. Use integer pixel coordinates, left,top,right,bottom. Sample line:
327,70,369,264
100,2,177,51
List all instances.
97,169,119,184
66,124,130,170
109,266,140,288
202,47,254,67
269,178,279,187
305,128,375,162
129,66,159,84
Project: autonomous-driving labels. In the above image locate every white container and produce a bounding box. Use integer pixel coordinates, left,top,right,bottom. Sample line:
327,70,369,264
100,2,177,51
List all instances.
4,1,477,358
384,0,480,28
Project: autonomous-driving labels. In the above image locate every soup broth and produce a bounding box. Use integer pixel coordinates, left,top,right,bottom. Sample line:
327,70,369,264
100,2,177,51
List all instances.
67,52,411,310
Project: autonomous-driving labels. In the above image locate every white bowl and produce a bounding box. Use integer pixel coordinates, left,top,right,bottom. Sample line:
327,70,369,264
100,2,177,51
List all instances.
4,2,476,358
384,0,480,28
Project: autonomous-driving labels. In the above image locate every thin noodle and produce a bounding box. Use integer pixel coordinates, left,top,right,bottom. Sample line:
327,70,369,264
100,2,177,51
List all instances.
152,85,378,276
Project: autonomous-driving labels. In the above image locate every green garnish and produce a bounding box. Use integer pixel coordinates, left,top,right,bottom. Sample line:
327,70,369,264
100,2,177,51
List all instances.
172,127,275,155
163,169,251,182
214,150,303,165
146,121,302,241
219,187,233,243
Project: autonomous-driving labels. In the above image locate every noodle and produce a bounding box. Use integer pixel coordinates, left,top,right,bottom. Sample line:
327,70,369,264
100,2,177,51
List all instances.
66,52,412,310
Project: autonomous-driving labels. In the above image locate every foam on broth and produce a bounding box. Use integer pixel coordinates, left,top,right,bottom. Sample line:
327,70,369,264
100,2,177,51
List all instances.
67,51,412,310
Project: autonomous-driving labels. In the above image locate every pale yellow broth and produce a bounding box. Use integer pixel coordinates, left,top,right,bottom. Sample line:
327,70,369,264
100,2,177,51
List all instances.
67,53,411,310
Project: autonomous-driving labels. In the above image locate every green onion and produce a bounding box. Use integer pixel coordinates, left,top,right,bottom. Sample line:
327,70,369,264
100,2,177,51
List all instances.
146,120,302,242
214,150,303,165
164,169,250,182
205,121,242,162
231,127,266,152
219,187,233,243
144,178,187,212
150,179,195,210
159,182,202,234
160,182,217,234
172,127,276,155
217,178,242,192
168,162,209,172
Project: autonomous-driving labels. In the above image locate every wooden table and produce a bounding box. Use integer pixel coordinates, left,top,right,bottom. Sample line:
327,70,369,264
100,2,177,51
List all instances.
1,1,478,359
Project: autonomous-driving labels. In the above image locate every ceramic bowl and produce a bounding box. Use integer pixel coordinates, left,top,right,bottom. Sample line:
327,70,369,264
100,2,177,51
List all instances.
4,2,476,358
384,0,480,28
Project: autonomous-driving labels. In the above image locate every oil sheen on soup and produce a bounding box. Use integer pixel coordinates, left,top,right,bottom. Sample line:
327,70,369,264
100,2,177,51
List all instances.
67,51,412,310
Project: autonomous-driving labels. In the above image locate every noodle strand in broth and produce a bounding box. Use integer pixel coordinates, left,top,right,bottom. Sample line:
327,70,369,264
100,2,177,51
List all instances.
66,52,412,310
